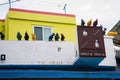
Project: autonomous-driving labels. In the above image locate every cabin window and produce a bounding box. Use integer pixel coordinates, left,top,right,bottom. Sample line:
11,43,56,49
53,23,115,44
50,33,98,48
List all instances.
34,26,52,41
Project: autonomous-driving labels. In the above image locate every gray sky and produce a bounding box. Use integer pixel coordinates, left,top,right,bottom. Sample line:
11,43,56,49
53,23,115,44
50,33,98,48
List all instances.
0,0,120,32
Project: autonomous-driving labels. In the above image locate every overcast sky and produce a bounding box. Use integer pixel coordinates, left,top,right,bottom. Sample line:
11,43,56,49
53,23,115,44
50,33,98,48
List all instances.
0,0,120,32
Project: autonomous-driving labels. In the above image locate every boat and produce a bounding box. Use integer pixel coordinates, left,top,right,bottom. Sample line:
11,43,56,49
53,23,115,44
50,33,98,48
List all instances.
0,26,117,71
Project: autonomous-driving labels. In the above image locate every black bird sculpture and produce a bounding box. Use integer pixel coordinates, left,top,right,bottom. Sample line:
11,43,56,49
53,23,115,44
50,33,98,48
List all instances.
61,34,65,41
48,33,55,41
0,32,5,40
55,33,59,41
103,28,107,35
93,19,98,26
24,32,29,40
81,19,85,26
17,32,22,40
100,24,103,29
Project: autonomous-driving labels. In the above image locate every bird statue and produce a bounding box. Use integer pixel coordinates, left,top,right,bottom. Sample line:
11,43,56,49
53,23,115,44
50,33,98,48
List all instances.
61,34,65,41
87,19,92,26
103,28,107,35
24,32,29,40
100,24,103,29
83,29,88,36
31,33,36,41
0,32,5,40
48,33,55,41
107,31,118,36
93,19,98,26
55,33,60,41
17,32,22,40
81,19,85,26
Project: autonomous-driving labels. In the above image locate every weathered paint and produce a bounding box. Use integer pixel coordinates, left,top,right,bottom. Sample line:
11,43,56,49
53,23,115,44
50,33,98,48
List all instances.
0,36,116,68
0,41,75,65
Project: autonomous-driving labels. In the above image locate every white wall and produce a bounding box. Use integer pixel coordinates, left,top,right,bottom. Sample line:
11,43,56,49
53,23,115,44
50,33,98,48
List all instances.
0,36,117,67
99,36,117,66
0,41,76,65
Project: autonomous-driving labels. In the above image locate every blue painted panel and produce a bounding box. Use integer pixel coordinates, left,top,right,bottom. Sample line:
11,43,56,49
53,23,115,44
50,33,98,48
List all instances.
73,57,103,67
0,70,120,78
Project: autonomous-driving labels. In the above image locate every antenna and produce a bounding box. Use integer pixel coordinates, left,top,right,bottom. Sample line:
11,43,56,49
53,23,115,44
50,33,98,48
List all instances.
63,4,67,14
8,0,11,8
0,0,20,8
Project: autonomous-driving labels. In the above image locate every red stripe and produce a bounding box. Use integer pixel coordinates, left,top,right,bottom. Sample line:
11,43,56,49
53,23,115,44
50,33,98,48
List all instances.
0,19,5,22
10,8,75,17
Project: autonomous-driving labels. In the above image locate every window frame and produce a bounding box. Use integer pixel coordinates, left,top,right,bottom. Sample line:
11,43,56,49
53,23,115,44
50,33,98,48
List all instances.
33,25,53,41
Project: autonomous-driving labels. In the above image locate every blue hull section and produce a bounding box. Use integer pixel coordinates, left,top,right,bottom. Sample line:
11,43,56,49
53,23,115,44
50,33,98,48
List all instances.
0,70,120,79
0,65,115,71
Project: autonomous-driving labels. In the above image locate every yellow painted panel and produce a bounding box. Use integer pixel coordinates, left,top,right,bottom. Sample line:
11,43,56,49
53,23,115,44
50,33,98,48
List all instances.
7,18,77,44
6,9,77,44
4,19,9,40
8,11,76,24
0,22,3,32
0,21,5,33
53,24,77,44
8,19,33,40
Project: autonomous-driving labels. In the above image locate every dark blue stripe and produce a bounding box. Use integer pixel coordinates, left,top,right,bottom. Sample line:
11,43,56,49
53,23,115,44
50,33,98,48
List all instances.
0,65,115,71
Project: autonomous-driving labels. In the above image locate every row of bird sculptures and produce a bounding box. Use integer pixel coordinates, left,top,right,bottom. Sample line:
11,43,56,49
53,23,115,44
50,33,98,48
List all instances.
81,19,98,26
17,32,65,41
81,19,107,35
48,33,65,41
17,32,36,40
